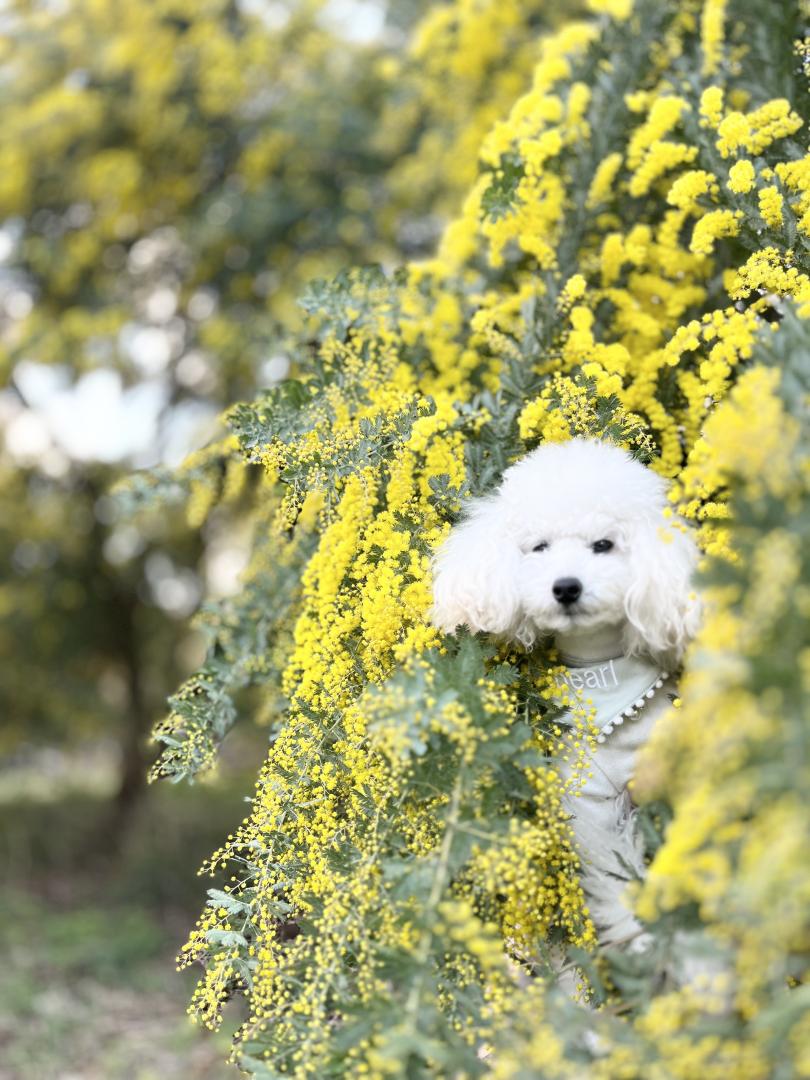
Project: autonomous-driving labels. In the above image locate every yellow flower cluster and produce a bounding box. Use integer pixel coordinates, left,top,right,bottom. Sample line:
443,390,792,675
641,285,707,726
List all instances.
632,356,809,1066
378,0,588,225
170,2,810,1074
667,168,719,211
712,98,804,158
689,208,742,254
700,0,727,75
730,247,810,316
775,153,810,233
727,158,756,193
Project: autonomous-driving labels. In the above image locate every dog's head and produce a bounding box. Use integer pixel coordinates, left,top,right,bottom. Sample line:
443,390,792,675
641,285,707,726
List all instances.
431,439,700,663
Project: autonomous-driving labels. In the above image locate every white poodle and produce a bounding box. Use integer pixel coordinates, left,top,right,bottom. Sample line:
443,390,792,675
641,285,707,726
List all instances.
431,438,700,963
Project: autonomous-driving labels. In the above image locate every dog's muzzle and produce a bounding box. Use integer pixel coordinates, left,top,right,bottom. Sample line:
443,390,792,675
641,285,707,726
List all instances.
553,577,582,607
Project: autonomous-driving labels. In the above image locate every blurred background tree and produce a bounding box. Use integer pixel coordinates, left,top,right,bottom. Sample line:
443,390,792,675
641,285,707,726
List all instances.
0,0,407,831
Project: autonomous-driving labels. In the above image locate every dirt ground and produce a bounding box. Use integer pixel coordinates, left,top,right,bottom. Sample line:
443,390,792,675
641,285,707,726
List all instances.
0,945,236,1079
0,769,256,1080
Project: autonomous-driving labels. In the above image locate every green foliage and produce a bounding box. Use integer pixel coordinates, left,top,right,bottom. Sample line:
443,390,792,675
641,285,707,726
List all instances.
481,154,525,221
151,509,314,783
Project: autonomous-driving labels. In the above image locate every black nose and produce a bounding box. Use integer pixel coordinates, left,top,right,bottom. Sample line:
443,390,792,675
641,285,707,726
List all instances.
553,577,582,606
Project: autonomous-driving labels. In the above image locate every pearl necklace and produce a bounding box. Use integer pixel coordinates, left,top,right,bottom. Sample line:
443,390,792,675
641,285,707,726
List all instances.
595,671,669,743
555,653,670,745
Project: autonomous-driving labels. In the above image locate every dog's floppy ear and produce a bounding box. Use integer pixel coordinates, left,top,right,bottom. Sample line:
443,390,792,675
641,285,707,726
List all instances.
431,496,523,639
622,513,701,665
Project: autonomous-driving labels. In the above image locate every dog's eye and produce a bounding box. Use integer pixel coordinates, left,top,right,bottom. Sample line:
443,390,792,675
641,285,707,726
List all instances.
532,541,549,553
592,539,614,553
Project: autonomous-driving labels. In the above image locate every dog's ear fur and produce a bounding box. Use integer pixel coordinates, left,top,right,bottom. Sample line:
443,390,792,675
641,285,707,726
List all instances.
622,514,700,665
431,497,523,639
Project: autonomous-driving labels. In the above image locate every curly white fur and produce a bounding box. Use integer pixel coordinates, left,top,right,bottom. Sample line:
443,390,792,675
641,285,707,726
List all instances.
431,438,700,665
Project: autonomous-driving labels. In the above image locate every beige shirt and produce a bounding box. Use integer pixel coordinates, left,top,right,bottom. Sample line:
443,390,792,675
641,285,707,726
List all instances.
557,664,676,946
